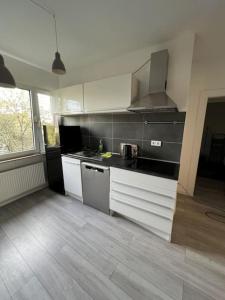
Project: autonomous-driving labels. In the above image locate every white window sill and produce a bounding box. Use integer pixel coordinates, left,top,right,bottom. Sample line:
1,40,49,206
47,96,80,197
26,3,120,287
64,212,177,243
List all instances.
0,153,42,164
0,154,44,174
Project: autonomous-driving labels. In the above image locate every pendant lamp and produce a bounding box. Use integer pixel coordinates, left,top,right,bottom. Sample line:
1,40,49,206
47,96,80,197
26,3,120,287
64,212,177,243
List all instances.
52,14,66,74
29,0,66,75
0,54,16,88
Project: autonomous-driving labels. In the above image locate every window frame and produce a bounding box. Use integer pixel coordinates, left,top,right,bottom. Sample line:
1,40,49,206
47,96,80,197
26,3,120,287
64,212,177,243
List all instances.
0,85,43,161
35,89,53,154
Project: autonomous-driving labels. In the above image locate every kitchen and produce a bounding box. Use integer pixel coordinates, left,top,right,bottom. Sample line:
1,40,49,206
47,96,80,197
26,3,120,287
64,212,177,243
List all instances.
0,1,225,300
44,50,185,242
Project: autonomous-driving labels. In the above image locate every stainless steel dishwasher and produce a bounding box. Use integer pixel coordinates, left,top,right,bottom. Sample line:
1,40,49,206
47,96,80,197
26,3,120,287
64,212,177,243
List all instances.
81,162,110,214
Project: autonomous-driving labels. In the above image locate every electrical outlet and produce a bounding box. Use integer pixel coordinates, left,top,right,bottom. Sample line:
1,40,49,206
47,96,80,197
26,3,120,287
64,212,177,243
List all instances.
151,140,162,147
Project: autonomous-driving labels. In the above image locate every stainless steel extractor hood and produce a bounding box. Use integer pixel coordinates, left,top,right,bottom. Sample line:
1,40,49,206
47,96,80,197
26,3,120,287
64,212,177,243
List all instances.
128,49,178,112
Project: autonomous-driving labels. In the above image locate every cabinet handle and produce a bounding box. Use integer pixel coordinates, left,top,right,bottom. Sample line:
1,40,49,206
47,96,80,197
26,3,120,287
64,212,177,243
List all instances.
64,161,80,166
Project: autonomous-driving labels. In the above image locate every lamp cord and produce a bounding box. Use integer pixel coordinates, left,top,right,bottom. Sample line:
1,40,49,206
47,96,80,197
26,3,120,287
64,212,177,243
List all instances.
53,14,59,52
28,0,54,15
27,0,58,52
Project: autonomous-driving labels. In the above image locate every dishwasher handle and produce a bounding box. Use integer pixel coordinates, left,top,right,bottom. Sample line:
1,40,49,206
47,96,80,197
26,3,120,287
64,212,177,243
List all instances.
82,162,109,173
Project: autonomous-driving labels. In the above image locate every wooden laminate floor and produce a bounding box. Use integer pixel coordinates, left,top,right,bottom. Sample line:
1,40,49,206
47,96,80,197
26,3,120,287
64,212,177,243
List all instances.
0,189,224,300
195,177,225,210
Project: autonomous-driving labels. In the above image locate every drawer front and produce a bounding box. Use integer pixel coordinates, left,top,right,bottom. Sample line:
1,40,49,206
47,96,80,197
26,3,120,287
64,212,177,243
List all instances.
111,180,176,209
110,167,177,241
110,198,173,235
110,167,177,198
111,190,174,220
62,156,81,165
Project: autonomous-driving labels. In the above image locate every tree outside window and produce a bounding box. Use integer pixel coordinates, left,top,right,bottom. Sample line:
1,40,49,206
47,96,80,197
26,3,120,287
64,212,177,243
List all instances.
0,87,34,156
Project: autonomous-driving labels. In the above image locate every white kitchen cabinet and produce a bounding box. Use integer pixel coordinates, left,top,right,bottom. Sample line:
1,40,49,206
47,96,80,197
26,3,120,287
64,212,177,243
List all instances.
110,167,178,241
84,73,138,112
62,156,83,201
60,84,84,114
50,89,62,114
50,84,84,115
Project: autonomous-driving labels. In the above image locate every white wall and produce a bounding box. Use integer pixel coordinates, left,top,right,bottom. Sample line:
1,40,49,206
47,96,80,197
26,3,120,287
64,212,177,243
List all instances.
0,55,58,173
178,39,225,196
4,55,59,91
59,31,195,112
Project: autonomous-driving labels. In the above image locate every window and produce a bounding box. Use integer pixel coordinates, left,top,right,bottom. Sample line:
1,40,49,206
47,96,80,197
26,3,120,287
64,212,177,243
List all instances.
0,87,36,158
37,93,57,147
37,93,53,125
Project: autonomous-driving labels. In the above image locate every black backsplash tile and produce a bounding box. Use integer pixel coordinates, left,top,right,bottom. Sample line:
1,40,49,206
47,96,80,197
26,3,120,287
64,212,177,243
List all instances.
113,113,143,123
143,123,184,143
90,137,113,152
113,139,142,154
80,126,89,136
141,141,182,162
89,123,112,138
89,113,113,123
142,112,186,122
81,135,90,148
113,123,143,140
63,111,185,163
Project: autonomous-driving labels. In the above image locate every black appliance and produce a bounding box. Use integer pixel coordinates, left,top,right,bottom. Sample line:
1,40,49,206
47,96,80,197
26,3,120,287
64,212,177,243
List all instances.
68,150,103,161
59,125,82,154
45,146,65,194
44,125,82,194
122,144,132,159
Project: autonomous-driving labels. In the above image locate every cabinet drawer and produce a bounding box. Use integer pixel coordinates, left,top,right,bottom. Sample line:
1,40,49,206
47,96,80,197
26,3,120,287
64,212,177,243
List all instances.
62,156,80,165
110,191,174,220
110,167,177,198
110,198,173,235
111,180,176,209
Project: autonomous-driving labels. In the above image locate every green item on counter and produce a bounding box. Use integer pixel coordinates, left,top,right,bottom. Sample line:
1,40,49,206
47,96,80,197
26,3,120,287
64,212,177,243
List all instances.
101,152,112,158
98,139,103,153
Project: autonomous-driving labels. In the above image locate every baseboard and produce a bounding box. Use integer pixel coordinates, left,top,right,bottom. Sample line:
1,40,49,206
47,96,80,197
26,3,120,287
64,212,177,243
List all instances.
177,182,193,197
0,183,48,207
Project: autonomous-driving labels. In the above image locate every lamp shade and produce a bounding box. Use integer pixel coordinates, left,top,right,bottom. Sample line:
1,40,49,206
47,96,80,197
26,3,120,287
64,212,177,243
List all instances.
52,52,66,75
0,55,16,88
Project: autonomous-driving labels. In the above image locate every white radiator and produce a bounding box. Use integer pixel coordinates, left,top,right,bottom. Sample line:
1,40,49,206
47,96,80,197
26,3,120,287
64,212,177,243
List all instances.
0,162,46,205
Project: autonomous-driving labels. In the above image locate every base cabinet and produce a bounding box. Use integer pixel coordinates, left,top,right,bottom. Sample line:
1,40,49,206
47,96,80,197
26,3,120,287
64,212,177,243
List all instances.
110,167,177,241
62,156,83,201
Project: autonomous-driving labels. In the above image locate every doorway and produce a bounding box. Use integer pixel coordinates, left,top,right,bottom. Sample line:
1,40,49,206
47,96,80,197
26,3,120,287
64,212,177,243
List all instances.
195,98,225,212
172,92,225,261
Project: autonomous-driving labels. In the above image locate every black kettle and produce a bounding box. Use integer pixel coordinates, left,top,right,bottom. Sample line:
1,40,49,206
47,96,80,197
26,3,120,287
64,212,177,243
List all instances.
122,144,132,159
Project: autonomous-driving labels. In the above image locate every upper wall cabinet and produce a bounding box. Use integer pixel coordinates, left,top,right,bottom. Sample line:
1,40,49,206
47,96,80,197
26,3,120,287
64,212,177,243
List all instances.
50,84,84,115
50,89,61,114
84,73,138,113
60,84,84,114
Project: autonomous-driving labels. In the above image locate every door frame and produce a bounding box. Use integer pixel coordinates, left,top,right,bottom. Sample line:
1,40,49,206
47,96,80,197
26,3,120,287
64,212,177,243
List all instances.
186,88,225,196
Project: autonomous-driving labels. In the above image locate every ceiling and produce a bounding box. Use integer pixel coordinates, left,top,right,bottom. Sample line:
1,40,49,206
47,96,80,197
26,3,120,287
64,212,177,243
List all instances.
0,0,223,72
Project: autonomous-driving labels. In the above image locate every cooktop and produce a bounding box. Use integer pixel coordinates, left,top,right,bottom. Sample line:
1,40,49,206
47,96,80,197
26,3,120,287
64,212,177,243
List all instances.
67,150,103,161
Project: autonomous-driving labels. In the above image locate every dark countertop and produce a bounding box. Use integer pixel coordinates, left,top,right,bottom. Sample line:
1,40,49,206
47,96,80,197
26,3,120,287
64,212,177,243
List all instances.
63,153,179,180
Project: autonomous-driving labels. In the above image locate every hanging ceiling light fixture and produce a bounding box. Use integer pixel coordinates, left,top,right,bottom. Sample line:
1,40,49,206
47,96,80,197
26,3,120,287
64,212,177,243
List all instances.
0,55,16,88
29,0,66,75
52,14,66,75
